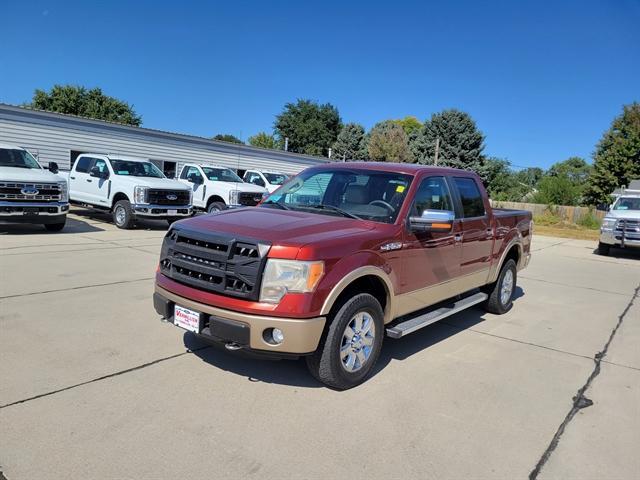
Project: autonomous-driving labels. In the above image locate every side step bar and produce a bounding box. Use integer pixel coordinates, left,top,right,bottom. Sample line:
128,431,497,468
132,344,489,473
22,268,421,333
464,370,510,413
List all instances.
386,292,488,339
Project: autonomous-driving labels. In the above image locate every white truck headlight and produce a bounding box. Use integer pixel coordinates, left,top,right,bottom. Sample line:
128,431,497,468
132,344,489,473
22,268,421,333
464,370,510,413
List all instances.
229,190,240,205
57,181,68,202
134,186,149,204
601,218,617,230
259,259,324,304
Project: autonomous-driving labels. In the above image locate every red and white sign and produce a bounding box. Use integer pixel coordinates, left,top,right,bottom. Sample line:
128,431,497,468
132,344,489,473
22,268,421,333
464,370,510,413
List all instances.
174,305,200,333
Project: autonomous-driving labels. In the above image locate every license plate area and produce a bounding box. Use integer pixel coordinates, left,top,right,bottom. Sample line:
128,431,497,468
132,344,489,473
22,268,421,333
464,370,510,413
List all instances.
23,207,40,215
174,305,203,333
168,209,177,215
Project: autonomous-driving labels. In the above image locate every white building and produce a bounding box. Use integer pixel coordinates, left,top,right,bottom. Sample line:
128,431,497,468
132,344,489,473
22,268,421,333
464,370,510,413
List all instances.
0,103,331,178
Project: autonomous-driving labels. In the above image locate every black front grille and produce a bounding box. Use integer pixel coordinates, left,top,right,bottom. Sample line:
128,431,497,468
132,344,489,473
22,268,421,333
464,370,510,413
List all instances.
0,182,61,202
159,227,269,300
239,191,263,206
147,189,191,205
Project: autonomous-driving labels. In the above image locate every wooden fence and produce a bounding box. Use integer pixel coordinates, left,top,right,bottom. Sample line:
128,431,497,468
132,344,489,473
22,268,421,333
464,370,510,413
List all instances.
490,201,605,223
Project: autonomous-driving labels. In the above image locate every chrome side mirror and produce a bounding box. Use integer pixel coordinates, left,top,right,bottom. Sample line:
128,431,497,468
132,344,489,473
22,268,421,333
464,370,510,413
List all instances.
409,209,455,233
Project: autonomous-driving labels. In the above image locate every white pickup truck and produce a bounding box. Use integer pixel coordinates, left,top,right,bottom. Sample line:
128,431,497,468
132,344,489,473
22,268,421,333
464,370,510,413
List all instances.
68,153,193,229
242,169,290,193
598,182,640,255
0,143,69,231
177,163,267,213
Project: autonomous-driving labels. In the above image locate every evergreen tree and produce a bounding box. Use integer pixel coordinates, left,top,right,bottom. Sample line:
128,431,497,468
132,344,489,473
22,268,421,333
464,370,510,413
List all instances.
332,123,368,160
367,120,413,162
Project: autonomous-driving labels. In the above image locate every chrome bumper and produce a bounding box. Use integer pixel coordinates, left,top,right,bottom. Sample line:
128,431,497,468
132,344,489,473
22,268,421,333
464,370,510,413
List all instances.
0,201,69,217
600,229,640,248
132,204,192,217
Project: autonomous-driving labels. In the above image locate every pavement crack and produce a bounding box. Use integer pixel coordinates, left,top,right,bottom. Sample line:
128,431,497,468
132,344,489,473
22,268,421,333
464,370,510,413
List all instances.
528,283,640,480
519,275,632,297
0,277,153,300
0,346,212,410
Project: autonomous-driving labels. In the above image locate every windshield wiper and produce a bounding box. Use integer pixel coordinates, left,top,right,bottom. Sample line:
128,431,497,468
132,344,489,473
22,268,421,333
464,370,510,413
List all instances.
306,204,361,219
262,200,290,210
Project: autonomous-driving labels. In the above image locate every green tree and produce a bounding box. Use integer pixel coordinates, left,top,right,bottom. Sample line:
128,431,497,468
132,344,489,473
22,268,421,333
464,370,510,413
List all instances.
248,132,281,150
213,134,244,144
410,109,486,175
532,175,581,206
515,167,544,187
27,84,142,126
548,157,591,184
274,99,342,156
332,123,368,160
483,158,536,201
585,102,640,204
393,116,422,136
367,120,414,162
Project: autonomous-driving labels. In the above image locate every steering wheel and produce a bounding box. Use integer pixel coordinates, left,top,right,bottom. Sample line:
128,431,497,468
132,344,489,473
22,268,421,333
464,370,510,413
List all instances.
368,200,395,212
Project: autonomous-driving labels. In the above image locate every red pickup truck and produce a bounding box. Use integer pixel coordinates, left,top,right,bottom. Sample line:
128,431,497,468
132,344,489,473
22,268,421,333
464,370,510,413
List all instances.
154,162,532,389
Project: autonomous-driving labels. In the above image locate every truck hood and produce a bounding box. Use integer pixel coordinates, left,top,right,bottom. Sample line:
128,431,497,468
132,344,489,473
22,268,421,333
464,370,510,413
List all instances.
176,207,376,247
116,176,190,190
605,210,640,221
0,166,65,183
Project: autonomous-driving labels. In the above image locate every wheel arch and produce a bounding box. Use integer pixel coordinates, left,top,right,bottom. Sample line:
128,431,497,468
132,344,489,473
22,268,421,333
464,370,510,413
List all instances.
111,191,130,210
488,238,522,283
206,195,226,207
320,267,395,324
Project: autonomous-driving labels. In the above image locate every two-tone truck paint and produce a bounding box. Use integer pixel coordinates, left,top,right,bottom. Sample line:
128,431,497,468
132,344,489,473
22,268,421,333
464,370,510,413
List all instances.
153,162,532,389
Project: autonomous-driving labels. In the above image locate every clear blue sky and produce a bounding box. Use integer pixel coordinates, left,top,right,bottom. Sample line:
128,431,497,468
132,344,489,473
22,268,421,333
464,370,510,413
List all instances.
1,1,638,169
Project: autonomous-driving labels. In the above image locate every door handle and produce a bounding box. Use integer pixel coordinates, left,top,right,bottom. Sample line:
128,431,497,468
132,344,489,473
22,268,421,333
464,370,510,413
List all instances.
70,176,76,180
486,228,493,238
86,179,92,182
454,234,462,243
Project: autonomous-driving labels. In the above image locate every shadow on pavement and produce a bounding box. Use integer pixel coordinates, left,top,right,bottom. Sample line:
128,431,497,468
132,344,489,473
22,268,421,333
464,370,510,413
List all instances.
591,247,640,260
0,215,104,235
71,208,170,231
183,289,525,389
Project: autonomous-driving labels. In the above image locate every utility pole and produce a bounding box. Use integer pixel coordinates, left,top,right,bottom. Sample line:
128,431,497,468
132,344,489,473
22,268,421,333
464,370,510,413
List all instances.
284,137,289,152
434,137,440,165
328,148,332,159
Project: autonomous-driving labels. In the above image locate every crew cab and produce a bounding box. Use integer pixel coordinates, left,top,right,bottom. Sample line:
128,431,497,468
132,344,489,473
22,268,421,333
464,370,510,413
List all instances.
243,169,290,193
598,182,640,255
153,162,532,389
67,153,192,229
0,143,69,231
177,163,267,213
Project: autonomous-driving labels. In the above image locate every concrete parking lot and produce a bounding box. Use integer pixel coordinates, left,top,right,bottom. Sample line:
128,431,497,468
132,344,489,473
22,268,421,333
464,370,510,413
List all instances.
1,212,639,480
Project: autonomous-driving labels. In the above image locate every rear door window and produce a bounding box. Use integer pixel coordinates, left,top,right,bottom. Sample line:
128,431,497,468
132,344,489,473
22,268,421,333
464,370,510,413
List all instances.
75,157,92,173
453,177,485,218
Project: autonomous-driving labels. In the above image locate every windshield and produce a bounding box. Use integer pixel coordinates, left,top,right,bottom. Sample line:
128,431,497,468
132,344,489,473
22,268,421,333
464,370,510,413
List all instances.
613,197,640,211
110,160,165,178
202,167,243,183
264,172,289,185
0,148,41,169
261,168,412,224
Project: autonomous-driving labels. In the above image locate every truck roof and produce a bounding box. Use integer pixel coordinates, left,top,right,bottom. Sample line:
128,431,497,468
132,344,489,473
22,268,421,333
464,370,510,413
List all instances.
79,153,150,162
307,161,476,177
0,142,24,150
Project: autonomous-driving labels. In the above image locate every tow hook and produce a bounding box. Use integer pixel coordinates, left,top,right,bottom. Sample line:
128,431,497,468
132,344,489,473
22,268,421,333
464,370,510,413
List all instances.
225,342,242,351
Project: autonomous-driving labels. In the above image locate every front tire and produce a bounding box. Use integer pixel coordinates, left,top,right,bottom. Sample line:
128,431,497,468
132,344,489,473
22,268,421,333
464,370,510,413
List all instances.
44,221,66,232
113,200,135,229
598,242,611,256
207,202,226,214
483,258,517,314
306,293,384,390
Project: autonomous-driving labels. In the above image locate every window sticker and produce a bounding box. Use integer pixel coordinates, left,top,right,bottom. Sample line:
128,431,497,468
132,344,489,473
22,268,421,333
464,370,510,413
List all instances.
396,185,406,193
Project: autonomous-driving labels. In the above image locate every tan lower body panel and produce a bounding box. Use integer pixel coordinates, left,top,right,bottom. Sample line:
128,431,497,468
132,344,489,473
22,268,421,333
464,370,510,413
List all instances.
156,286,326,354
392,269,490,319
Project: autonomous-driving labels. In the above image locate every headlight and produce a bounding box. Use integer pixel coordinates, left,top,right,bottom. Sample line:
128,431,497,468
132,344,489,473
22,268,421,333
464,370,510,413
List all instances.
229,190,240,204
259,259,324,304
134,186,149,204
601,218,617,230
57,181,68,202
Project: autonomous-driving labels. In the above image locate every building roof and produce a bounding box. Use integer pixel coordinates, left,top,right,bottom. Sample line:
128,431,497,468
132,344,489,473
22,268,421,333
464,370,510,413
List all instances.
0,103,332,166
304,161,477,176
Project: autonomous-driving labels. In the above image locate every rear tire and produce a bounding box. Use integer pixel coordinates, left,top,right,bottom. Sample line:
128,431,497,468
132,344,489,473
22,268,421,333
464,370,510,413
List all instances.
306,293,384,390
113,200,135,229
483,259,517,314
598,242,610,256
44,221,66,232
207,202,226,214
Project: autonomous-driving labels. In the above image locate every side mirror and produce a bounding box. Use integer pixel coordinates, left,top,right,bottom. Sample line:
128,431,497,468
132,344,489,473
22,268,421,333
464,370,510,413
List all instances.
409,209,455,233
48,161,59,174
90,166,109,179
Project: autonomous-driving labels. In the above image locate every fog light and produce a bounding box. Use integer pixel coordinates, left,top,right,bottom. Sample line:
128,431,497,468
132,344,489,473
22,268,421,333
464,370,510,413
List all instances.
272,328,285,344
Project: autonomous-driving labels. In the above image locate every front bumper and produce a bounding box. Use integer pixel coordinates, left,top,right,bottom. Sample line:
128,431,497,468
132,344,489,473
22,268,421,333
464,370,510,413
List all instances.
600,229,640,248
0,201,69,223
132,204,192,217
154,285,325,355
